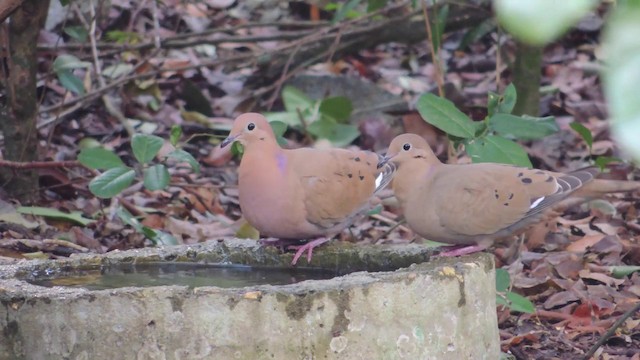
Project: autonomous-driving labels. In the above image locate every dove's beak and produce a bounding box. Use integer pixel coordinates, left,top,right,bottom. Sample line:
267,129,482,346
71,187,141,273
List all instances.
220,134,238,148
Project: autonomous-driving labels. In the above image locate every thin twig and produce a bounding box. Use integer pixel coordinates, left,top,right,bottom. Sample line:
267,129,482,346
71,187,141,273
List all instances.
265,40,304,110
581,301,640,360
495,25,503,92
42,239,89,252
422,0,445,97
89,0,135,137
40,1,414,118
0,159,87,169
151,0,161,49
37,21,328,52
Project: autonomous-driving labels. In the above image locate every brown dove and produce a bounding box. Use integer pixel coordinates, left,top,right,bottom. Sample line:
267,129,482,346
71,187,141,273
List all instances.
379,133,598,256
221,113,395,264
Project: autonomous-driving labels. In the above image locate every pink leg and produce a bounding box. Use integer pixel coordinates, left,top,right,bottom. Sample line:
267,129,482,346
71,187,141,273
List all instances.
288,237,330,265
438,245,487,257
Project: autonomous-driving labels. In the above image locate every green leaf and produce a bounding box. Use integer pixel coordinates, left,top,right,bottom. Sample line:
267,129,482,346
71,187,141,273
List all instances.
105,30,142,44
269,120,289,147
595,156,623,171
505,292,535,313
367,0,386,12
609,265,640,278
495,295,509,308
144,227,179,245
495,0,597,45
495,268,510,292
78,137,102,149
319,96,353,122
602,3,640,162
263,112,303,127
89,167,136,198
332,0,363,23
53,54,91,72
282,86,315,113
459,18,496,50
269,120,288,137
143,164,170,191
166,149,200,174
236,221,260,240
64,26,88,42
489,114,559,140
231,141,244,157
57,70,85,95
131,133,164,164
499,83,517,114
307,120,360,147
78,147,125,170
169,125,182,147
465,135,532,167
569,122,593,150
417,93,478,138
116,206,143,232
0,200,38,229
487,92,500,118
17,207,94,226
102,63,134,79
487,84,517,117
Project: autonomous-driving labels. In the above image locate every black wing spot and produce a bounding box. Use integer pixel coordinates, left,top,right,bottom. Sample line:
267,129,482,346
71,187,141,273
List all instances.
546,176,554,182
494,190,499,199
504,203,509,206
259,137,265,141
521,178,532,184
347,174,353,178
366,161,371,166
518,172,524,177
354,157,361,162
508,193,514,200
359,175,364,180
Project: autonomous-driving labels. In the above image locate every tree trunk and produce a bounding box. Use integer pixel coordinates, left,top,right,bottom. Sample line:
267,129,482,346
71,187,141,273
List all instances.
0,0,50,203
512,41,543,116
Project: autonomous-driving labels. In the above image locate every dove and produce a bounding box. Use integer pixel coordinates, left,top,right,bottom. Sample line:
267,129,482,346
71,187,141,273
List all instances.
379,133,598,256
221,113,395,264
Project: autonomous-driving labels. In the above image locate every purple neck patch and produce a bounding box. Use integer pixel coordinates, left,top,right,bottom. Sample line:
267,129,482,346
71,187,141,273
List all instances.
276,153,287,174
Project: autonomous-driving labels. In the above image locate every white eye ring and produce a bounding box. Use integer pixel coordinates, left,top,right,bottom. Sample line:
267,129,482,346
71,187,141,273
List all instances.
402,143,411,151
247,122,255,131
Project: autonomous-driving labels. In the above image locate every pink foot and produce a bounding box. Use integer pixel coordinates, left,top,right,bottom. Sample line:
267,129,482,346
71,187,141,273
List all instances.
288,237,330,265
438,245,486,257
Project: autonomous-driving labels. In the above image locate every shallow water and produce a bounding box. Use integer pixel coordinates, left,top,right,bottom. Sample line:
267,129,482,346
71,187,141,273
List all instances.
24,262,339,290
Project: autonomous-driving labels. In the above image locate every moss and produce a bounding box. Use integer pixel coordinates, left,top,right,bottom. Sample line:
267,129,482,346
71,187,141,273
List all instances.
226,296,239,310
457,275,466,308
328,290,351,335
169,295,185,312
284,293,316,321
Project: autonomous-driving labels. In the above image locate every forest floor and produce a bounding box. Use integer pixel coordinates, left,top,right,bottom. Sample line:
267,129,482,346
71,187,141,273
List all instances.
1,1,639,359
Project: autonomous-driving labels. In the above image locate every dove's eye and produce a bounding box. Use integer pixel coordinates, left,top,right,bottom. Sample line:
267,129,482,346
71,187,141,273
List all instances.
247,123,255,131
403,143,411,151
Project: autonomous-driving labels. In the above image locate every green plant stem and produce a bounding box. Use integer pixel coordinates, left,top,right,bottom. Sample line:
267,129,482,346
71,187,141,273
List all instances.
512,41,543,116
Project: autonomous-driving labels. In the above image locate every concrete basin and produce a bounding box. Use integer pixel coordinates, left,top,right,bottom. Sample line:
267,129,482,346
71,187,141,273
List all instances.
0,238,499,359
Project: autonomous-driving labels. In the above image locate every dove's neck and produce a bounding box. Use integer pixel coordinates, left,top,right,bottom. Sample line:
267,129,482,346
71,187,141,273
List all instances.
392,160,438,210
